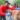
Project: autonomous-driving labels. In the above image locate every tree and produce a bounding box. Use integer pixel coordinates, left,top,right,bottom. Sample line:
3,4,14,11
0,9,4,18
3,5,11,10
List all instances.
0,0,5,4
10,0,16,6
16,0,20,4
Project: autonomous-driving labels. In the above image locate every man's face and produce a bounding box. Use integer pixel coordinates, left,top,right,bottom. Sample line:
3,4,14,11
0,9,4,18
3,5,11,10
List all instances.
4,3,8,6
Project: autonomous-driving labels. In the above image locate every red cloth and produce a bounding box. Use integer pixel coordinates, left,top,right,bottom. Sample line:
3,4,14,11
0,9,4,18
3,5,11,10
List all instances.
9,6,16,10
0,5,9,16
1,5,9,16
11,6,16,10
0,5,16,16
0,6,6,16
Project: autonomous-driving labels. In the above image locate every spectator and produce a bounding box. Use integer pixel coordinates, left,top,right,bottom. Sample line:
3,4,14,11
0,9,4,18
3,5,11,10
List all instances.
1,1,11,20
0,1,9,20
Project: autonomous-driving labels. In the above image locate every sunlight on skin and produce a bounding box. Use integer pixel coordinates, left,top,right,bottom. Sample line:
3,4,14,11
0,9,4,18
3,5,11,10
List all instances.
9,5,12,8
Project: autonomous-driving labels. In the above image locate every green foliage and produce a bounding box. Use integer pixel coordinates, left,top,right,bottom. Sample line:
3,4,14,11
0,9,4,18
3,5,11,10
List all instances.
10,0,15,6
0,0,5,4
16,0,20,4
